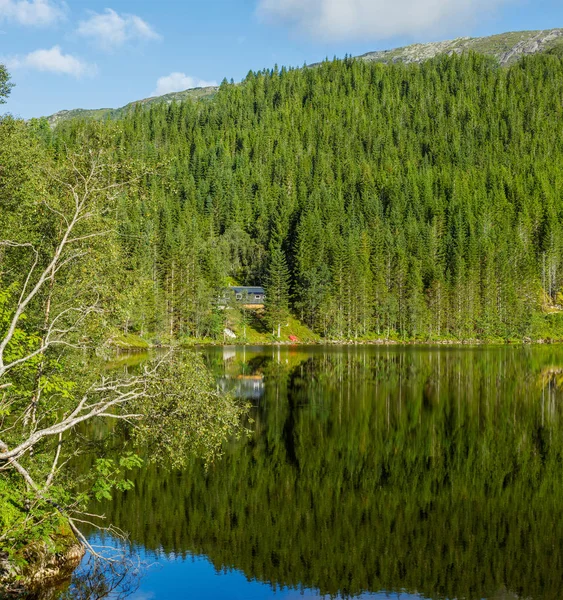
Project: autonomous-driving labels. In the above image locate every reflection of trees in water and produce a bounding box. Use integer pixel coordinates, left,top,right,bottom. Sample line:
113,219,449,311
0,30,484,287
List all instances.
14,555,142,600
58,556,141,600
92,348,563,599
540,366,563,389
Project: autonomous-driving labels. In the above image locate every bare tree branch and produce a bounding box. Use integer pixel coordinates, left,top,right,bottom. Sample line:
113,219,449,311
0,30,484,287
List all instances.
0,375,151,462
44,433,63,490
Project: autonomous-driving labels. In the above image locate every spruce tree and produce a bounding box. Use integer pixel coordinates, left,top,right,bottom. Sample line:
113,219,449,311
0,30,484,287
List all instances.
265,247,290,338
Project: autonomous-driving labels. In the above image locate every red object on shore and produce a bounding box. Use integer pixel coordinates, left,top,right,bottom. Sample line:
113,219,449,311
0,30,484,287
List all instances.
289,335,299,342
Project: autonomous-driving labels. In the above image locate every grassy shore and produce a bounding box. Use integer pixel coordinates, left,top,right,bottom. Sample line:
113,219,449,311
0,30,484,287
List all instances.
107,322,563,351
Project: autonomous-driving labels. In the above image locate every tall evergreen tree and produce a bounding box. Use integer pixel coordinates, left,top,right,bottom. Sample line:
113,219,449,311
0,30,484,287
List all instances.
265,246,290,338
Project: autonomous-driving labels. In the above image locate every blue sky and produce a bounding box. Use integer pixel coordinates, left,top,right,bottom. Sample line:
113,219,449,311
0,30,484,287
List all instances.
1,0,563,119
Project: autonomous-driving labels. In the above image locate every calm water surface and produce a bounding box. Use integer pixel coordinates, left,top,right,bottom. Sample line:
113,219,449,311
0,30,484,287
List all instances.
86,345,563,599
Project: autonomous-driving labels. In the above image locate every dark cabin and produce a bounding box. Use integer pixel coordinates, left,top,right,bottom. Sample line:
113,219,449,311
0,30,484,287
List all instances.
225,286,266,308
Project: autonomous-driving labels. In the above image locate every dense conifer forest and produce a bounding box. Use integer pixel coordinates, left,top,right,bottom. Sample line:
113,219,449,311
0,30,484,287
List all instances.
48,50,563,341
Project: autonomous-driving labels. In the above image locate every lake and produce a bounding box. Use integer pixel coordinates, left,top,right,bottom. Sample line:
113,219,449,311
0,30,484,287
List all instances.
78,345,563,599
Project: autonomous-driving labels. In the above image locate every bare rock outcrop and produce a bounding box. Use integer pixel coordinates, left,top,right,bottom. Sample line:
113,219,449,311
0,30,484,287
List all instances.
359,28,563,67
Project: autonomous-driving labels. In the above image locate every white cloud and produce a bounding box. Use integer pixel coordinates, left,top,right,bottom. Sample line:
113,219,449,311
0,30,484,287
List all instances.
0,0,65,27
5,45,96,77
256,0,512,41
77,8,160,50
152,72,218,97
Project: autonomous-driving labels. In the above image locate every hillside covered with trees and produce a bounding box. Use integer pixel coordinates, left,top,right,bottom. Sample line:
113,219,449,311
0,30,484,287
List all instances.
43,50,563,341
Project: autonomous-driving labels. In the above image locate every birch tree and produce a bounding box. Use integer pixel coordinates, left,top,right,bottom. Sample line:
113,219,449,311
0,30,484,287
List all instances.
0,117,246,578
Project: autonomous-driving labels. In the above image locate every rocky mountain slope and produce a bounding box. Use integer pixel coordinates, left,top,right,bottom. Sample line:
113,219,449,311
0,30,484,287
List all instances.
45,28,562,127
358,28,563,66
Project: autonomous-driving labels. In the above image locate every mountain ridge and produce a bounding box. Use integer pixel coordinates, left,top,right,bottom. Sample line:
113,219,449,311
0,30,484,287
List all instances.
45,28,563,127
45,85,219,127
356,28,563,66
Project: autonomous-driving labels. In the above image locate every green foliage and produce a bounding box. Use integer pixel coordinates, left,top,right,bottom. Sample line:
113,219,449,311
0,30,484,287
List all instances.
92,454,144,501
0,64,12,104
0,112,249,581
264,247,290,337
131,353,249,469
547,42,563,58
0,475,69,561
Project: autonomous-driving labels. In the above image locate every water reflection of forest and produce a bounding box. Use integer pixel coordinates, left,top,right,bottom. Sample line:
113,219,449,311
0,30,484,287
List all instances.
97,347,563,600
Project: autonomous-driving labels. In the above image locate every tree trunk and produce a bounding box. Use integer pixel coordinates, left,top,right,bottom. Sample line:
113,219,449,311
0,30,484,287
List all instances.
26,275,55,428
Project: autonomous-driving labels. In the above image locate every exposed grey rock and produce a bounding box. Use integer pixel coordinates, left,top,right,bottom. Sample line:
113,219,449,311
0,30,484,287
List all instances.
357,28,563,67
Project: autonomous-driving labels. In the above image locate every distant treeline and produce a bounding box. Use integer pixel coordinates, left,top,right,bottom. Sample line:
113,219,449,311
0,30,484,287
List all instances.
48,51,563,340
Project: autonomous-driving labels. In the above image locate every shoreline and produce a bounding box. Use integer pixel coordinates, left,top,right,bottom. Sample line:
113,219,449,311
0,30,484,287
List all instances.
193,338,562,347
111,337,563,352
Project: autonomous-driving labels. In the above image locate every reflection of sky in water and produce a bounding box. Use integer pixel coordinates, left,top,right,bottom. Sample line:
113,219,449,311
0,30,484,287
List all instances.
126,551,425,600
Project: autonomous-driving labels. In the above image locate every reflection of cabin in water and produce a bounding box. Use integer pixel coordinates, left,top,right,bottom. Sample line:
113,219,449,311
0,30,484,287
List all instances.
223,286,266,309
217,374,265,401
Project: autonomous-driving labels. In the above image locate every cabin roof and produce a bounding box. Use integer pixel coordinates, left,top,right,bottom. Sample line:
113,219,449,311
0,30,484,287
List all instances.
229,286,265,295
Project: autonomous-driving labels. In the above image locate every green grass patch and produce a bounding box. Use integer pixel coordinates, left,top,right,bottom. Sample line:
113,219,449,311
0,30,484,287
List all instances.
108,333,150,350
222,309,320,344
